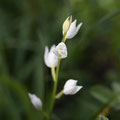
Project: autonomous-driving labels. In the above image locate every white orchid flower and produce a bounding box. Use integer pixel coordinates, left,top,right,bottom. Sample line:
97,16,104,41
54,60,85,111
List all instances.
62,16,82,39
44,45,58,68
63,79,83,95
28,93,42,110
53,42,67,58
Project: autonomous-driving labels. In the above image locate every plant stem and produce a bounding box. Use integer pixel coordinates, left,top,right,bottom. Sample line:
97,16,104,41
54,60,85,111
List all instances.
48,35,66,120
40,109,48,119
51,67,56,82
48,58,61,120
62,34,67,42
55,90,63,99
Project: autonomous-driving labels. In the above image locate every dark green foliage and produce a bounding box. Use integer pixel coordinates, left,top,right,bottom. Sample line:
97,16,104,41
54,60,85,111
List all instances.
0,0,120,120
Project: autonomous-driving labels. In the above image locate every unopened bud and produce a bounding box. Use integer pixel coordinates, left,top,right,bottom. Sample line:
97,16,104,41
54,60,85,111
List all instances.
62,16,72,35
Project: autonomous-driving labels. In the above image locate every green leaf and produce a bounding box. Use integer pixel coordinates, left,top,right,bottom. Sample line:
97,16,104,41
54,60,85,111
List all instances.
0,75,37,120
111,82,120,110
99,115,109,120
91,85,113,103
112,82,120,92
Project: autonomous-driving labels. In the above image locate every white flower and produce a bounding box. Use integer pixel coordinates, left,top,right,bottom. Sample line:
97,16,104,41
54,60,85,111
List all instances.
63,17,82,39
53,42,67,58
44,45,58,68
63,79,83,95
28,93,42,110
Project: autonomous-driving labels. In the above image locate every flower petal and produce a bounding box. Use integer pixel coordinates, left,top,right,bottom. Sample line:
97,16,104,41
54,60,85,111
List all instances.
63,86,75,95
66,20,77,39
50,45,56,52
70,86,83,95
66,19,82,39
75,22,82,36
62,16,72,35
44,45,58,68
54,42,67,58
44,46,51,67
48,51,58,67
76,23,82,32
28,93,42,110
64,79,77,89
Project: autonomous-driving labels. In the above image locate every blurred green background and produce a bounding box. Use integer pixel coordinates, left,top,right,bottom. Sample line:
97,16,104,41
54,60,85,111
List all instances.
0,0,120,120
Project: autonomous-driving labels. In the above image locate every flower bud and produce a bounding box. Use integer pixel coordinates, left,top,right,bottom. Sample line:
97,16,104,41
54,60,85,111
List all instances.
63,79,82,95
28,93,42,110
62,16,72,35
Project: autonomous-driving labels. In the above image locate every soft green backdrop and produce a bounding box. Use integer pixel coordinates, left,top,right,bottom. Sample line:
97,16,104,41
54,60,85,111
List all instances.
0,0,120,120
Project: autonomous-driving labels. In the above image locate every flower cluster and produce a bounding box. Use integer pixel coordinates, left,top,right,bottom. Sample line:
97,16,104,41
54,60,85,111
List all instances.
28,16,83,112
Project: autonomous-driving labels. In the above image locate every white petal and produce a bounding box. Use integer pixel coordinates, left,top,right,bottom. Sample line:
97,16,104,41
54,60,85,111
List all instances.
56,42,66,50
70,86,83,95
66,20,77,39
28,93,42,110
53,49,60,57
75,22,82,35
63,86,75,95
60,50,67,58
48,51,58,67
66,20,82,39
55,42,67,58
64,79,77,89
77,23,82,32
44,45,58,68
50,45,56,52
44,46,51,67
62,16,72,35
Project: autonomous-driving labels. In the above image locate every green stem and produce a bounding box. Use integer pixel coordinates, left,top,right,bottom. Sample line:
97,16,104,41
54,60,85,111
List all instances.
56,58,61,81
55,90,63,99
51,67,56,82
40,109,48,119
48,35,66,120
48,58,61,120
62,34,67,42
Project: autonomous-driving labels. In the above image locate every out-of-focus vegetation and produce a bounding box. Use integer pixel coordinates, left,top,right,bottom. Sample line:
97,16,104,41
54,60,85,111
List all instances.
0,0,120,120
99,115,109,120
